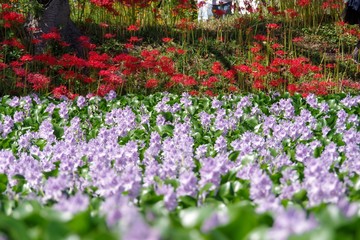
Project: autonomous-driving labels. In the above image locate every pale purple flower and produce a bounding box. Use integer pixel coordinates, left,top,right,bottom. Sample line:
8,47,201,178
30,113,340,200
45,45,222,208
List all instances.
268,207,318,240
177,171,198,198
104,90,116,101
54,192,89,215
180,92,192,107
201,210,229,233
7,96,20,107
305,93,318,109
199,111,212,129
76,96,87,109
214,135,227,154
211,98,223,109
13,111,24,123
156,184,177,211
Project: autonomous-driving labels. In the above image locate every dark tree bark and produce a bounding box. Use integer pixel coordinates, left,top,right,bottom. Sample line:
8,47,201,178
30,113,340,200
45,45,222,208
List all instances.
26,0,88,58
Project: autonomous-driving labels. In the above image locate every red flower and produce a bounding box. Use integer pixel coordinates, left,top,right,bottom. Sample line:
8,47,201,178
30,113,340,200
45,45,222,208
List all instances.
52,85,68,99
127,25,139,31
254,35,267,41
266,23,280,30
253,79,265,90
234,64,252,74
211,62,223,74
145,78,159,88
297,0,310,7
104,33,116,39
162,37,173,43
41,31,61,41
287,84,298,94
20,54,33,62
128,36,143,43
27,73,50,90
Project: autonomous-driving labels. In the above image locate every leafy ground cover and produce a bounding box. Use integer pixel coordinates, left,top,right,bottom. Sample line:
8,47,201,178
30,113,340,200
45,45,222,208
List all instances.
0,92,359,239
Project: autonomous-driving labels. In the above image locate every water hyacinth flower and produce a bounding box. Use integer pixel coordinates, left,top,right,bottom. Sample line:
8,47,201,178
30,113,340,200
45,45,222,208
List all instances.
54,192,90,215
268,207,318,240
201,209,229,233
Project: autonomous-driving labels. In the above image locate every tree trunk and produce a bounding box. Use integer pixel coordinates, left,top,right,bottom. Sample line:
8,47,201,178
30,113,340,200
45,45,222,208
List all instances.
26,0,87,58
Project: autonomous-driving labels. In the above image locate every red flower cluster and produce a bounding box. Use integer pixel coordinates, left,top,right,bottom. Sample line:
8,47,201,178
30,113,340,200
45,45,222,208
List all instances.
27,73,50,91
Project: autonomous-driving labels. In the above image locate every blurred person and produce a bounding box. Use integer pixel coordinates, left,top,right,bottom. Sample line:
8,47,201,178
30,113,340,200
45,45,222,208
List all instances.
197,0,213,21
343,0,360,63
212,0,233,19
233,0,259,14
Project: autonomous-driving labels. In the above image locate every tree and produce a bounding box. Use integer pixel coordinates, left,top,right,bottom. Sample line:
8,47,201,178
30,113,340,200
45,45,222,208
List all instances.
26,0,88,58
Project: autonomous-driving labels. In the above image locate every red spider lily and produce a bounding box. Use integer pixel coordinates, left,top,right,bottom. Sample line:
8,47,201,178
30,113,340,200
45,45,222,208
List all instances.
297,0,311,7
271,43,283,50
41,31,62,41
2,11,25,22
266,7,284,16
253,79,265,90
275,50,286,56
251,62,267,78
176,49,186,55
287,84,298,94
292,37,304,43
342,80,360,90
27,73,50,91
0,62,7,71
127,25,139,31
254,35,267,41
20,54,33,62
145,78,159,88
2,38,25,50
10,61,24,68
162,38,173,43
12,67,26,77
124,43,134,49
222,70,236,82
176,19,195,31
198,70,208,77
99,22,109,28
58,54,88,68
269,78,286,87
1,3,11,9
250,43,262,53
78,36,96,50
266,23,280,30
59,69,77,80
128,36,143,43
285,8,298,18
33,54,58,66
189,90,199,96
234,64,252,74
326,63,336,69
104,33,116,39
118,0,154,7
166,47,177,53
157,56,175,75
52,85,69,99
103,73,124,85
97,84,115,97
171,74,196,86
211,62,223,75
228,85,239,92
204,90,217,97
202,76,219,88
89,51,110,62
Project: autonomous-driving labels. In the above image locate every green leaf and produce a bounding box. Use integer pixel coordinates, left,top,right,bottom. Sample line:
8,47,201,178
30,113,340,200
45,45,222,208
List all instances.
0,174,8,193
0,214,30,240
53,124,64,139
228,151,240,162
